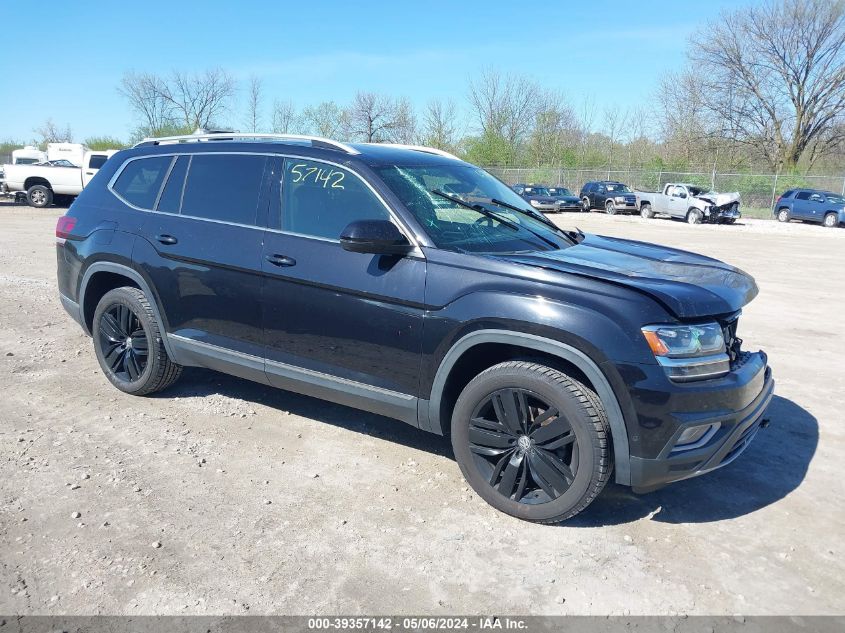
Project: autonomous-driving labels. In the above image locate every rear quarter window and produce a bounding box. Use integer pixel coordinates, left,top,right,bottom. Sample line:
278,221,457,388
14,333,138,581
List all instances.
112,156,172,209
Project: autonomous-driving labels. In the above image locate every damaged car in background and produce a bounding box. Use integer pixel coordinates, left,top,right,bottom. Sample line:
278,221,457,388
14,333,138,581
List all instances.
635,183,741,224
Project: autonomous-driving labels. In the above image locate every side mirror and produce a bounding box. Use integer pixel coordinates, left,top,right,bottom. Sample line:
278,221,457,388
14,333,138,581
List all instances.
340,220,413,256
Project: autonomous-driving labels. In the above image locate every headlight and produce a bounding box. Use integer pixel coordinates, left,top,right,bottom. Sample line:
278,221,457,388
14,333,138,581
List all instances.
615,196,625,202
641,322,729,382
529,199,541,207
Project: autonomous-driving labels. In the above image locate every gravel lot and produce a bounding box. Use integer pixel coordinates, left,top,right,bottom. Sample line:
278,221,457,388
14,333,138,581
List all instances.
1,202,843,616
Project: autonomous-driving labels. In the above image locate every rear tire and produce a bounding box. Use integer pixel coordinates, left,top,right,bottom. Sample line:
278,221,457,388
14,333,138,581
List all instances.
92,287,182,396
27,185,52,208
581,197,591,212
687,209,703,225
824,212,838,228
640,203,654,219
451,361,611,524
777,208,790,223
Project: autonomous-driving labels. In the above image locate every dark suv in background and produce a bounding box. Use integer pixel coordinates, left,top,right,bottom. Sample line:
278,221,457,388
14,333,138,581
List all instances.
56,133,774,523
773,189,845,227
579,180,637,214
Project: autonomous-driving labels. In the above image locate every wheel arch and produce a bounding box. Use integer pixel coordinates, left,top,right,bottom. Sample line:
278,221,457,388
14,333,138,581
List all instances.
79,262,176,358
24,177,51,190
423,329,631,485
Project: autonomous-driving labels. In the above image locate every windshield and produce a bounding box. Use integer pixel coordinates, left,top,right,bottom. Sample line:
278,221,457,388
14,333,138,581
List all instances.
550,187,572,196
524,187,550,196
826,194,845,204
605,183,631,193
688,186,710,196
375,165,571,254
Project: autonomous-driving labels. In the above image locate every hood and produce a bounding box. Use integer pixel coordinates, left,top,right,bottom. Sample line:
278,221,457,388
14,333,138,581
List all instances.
496,234,758,318
697,191,740,208
525,195,558,204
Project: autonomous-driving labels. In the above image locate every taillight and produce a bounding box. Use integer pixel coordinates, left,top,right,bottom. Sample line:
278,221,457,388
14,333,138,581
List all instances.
775,196,782,206
56,216,77,239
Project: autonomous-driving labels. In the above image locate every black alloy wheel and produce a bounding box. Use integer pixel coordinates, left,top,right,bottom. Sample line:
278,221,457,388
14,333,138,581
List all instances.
468,387,578,505
92,286,182,395
451,361,611,523
97,303,149,383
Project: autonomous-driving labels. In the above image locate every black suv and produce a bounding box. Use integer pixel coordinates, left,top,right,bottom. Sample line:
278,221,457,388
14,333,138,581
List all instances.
580,180,637,214
56,134,774,523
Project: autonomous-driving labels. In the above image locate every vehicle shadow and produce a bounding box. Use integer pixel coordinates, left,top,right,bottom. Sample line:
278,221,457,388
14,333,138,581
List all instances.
161,372,815,525
160,367,455,459
568,394,817,526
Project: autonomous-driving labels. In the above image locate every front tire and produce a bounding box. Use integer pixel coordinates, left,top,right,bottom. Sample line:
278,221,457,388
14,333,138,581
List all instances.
451,361,611,524
92,287,182,395
687,209,703,224
605,200,617,215
27,185,52,208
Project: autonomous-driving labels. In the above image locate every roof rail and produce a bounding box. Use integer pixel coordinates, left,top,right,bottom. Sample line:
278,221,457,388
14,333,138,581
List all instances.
133,132,360,155
363,143,461,160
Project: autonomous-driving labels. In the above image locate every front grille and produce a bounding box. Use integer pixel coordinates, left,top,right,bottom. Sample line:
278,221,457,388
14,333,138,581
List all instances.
720,315,742,364
624,195,636,205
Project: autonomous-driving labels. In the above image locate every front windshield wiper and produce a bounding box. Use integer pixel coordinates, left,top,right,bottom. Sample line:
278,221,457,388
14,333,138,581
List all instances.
489,198,575,243
430,189,521,231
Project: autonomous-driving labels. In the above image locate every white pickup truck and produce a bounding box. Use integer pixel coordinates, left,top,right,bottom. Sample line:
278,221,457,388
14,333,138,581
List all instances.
634,183,741,225
2,149,117,207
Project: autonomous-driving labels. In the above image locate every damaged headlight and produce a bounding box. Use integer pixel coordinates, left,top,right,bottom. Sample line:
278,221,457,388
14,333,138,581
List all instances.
641,322,729,382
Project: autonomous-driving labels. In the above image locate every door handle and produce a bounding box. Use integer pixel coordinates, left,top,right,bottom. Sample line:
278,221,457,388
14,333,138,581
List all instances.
156,234,178,245
265,254,296,267
85,171,94,175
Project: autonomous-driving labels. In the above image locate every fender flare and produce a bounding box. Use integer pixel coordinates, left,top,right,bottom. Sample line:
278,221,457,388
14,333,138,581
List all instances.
425,329,631,485
78,262,176,358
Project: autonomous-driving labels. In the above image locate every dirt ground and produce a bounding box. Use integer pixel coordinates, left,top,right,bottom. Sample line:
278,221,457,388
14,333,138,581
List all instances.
1,201,843,616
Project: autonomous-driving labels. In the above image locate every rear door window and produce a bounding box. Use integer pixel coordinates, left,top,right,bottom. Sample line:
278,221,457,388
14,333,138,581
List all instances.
112,156,172,209
181,154,267,225
795,191,812,200
88,154,109,170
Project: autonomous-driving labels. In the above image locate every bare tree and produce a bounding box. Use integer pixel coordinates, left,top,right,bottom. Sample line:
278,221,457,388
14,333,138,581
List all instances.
244,75,263,132
421,99,460,150
118,72,174,134
164,68,236,130
527,93,577,167
467,68,541,154
271,99,303,134
390,97,417,144
602,105,629,164
35,118,73,145
347,92,415,143
302,101,349,138
690,0,845,170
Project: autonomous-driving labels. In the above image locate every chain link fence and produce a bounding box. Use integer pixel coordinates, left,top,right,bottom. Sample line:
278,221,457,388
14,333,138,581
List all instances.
485,166,845,209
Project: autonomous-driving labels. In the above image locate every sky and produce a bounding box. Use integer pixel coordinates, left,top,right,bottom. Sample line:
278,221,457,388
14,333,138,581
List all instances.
0,0,754,143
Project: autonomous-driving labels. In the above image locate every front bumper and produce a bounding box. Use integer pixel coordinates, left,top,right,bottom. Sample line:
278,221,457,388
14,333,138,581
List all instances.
626,351,774,492
556,201,582,212
708,206,741,222
529,202,558,211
